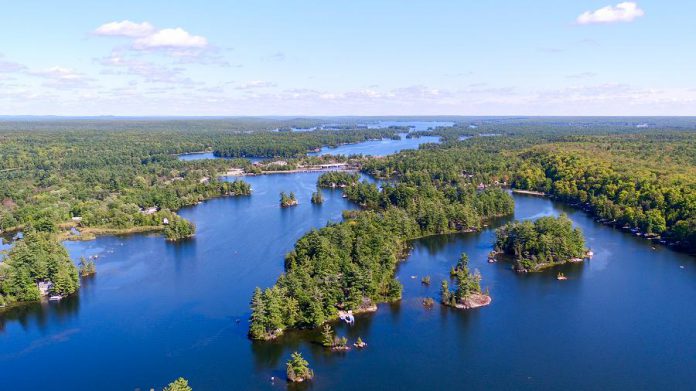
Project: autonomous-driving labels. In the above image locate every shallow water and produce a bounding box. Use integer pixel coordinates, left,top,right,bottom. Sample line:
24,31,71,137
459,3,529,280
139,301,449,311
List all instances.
1,187,694,390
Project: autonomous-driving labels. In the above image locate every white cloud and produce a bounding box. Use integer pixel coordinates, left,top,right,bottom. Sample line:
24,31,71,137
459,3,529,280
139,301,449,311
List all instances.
32,66,84,81
133,28,208,50
94,22,212,60
577,2,645,25
94,20,155,37
236,80,277,90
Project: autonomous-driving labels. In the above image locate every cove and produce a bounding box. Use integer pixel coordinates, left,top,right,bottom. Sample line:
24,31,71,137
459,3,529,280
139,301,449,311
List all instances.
0,185,694,390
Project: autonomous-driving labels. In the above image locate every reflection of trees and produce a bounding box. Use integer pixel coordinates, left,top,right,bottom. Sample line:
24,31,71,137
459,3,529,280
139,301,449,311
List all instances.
250,311,378,373
0,294,80,333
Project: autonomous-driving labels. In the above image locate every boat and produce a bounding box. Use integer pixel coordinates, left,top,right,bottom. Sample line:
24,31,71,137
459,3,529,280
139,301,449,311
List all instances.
556,272,567,281
49,295,63,301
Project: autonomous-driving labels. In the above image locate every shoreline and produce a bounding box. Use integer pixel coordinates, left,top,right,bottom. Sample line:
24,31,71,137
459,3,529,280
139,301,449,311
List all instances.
511,189,547,196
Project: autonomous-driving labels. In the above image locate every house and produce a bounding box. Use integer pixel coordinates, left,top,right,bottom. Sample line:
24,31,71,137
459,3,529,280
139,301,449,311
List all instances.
163,218,169,225
71,216,82,222
38,281,53,296
477,183,486,190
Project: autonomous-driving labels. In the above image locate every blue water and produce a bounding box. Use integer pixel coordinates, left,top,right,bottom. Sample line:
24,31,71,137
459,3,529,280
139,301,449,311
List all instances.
309,134,440,157
177,152,263,163
1,179,694,387
367,120,454,131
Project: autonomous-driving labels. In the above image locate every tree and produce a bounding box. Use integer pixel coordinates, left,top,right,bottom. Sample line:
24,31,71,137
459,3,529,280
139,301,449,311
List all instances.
164,217,195,241
321,323,334,347
440,280,451,305
249,288,267,339
286,352,313,382
163,377,192,391
1,231,79,304
311,191,324,204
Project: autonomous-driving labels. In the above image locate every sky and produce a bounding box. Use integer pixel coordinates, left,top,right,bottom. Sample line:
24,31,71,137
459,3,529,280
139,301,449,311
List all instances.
0,0,695,116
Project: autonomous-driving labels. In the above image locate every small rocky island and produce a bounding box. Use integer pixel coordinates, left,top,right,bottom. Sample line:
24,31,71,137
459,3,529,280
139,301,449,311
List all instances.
494,214,588,272
441,253,491,309
280,191,298,207
286,352,313,383
311,190,324,204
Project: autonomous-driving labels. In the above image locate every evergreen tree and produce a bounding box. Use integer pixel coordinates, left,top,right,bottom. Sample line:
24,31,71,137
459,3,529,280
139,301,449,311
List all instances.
321,323,334,347
249,287,267,339
286,352,313,382
163,377,192,391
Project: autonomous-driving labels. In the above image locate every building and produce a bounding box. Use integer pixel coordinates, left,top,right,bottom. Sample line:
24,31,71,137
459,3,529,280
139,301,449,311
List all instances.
38,281,53,296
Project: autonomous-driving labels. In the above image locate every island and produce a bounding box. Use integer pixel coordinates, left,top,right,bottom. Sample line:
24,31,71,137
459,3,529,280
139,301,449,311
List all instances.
0,231,79,308
280,192,298,207
248,177,513,340
286,352,314,383
311,191,324,204
78,256,97,277
441,253,491,309
164,217,196,240
317,171,360,188
494,214,587,272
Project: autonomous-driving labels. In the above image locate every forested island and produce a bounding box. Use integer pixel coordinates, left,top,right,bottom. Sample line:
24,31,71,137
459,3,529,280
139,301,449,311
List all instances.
280,192,298,207
441,253,491,309
494,215,587,272
248,171,514,339
0,231,79,307
317,172,360,188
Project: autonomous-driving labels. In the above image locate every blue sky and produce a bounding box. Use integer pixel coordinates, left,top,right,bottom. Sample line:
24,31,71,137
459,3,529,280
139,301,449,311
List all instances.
0,1,694,115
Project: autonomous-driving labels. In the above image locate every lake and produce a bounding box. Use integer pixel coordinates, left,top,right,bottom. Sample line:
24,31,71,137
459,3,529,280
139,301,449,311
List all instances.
366,120,454,131
1,177,694,389
179,122,446,161
309,134,440,157
178,152,263,163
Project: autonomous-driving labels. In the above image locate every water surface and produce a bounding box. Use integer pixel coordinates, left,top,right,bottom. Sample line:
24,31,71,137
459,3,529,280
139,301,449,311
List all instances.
1,189,694,390
309,134,440,157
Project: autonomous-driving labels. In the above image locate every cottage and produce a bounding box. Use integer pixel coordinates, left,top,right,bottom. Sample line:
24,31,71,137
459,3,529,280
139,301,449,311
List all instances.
38,280,53,296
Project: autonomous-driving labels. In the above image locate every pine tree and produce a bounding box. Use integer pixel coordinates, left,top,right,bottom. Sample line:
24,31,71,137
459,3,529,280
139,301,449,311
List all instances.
286,352,313,382
249,287,267,339
163,377,192,391
264,287,285,332
321,323,334,347
440,280,450,304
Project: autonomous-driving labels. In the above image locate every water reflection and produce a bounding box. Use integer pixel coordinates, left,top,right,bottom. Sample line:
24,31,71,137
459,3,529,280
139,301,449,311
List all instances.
0,295,80,333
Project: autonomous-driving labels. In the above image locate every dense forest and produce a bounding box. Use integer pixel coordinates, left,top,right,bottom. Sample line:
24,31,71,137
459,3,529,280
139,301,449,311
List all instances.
317,172,360,188
213,128,400,158
511,136,696,251
494,215,587,272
